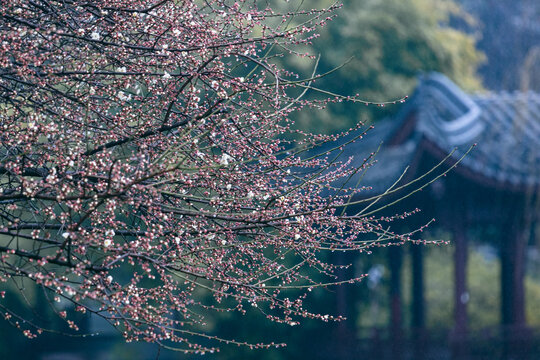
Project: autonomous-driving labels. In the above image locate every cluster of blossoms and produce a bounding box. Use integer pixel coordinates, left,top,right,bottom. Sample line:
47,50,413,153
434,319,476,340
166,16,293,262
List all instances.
0,0,418,354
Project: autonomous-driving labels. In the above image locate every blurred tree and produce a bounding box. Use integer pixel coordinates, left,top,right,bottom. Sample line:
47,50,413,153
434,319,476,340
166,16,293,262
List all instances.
291,0,485,133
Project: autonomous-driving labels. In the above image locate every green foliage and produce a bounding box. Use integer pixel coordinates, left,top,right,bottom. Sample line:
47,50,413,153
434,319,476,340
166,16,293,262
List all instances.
289,0,485,133
423,245,501,329
403,243,540,330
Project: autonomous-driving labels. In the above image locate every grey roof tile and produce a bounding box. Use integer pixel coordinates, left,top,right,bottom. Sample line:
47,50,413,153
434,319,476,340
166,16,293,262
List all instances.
349,73,540,194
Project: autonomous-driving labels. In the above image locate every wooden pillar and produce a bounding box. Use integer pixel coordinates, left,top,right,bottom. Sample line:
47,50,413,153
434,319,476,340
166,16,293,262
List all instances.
454,224,468,333
500,196,529,359
451,217,469,359
334,250,354,360
411,244,425,328
500,202,526,328
411,243,425,359
388,246,403,359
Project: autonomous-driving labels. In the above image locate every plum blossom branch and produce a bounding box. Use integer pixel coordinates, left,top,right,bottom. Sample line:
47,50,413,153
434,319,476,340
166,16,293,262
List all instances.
0,0,440,354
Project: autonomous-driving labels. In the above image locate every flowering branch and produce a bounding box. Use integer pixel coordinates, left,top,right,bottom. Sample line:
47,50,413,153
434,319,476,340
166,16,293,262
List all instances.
0,0,432,354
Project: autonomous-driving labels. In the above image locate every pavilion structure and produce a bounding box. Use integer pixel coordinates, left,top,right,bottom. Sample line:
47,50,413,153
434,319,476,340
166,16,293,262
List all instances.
338,73,540,359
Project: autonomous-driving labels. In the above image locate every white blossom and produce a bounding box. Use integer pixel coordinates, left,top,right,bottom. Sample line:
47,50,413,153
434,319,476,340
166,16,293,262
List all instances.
219,153,232,165
90,31,101,41
118,92,132,102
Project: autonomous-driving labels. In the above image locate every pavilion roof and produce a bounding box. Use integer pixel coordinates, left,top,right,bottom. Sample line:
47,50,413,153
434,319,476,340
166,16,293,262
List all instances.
338,73,540,195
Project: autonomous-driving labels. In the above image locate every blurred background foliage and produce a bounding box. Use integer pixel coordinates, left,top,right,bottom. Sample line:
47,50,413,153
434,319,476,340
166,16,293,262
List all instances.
285,0,485,133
